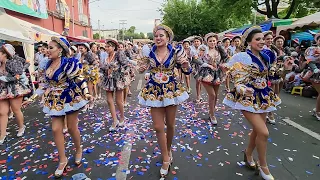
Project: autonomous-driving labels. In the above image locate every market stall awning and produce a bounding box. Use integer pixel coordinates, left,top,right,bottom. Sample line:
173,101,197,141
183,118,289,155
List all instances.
67,36,93,43
0,28,34,43
291,29,320,42
0,8,61,42
218,28,236,39
229,24,252,35
228,18,296,37
260,18,296,28
277,12,320,35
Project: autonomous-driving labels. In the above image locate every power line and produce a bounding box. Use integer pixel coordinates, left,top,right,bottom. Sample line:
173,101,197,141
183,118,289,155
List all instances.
147,0,163,4
97,8,156,11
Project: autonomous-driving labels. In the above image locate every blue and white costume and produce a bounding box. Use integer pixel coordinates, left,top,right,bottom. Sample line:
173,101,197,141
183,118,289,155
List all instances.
223,49,281,113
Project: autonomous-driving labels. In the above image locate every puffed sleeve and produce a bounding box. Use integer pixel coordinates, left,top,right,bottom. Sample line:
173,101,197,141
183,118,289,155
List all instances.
0,57,24,82
136,45,151,73
83,52,96,65
64,57,89,96
226,52,253,95
175,46,192,75
115,51,131,76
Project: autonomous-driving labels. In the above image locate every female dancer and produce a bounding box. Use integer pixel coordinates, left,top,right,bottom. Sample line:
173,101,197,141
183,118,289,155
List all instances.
196,33,228,125
22,37,92,178
0,44,30,145
78,43,99,110
192,36,204,102
230,36,242,56
222,37,231,55
223,26,281,180
100,38,129,131
137,25,191,178
303,33,320,120
263,31,282,124
118,42,135,107
182,39,192,93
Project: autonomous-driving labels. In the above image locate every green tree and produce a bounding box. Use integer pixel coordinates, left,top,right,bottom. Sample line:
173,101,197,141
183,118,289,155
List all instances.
93,33,100,39
147,32,154,39
127,26,136,34
161,0,252,40
139,32,145,39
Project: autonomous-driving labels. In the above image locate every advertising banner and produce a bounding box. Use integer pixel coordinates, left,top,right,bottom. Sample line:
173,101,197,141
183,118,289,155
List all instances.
0,0,48,19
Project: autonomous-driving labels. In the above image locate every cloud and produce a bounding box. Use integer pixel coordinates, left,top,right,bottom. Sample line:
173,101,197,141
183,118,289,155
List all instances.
89,0,163,33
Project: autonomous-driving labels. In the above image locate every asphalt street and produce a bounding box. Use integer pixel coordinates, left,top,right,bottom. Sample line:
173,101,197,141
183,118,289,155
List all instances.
0,73,320,180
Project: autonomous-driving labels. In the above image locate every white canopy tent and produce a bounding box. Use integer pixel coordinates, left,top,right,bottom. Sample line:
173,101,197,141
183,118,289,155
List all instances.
0,8,62,89
277,12,320,35
0,28,35,44
0,8,61,42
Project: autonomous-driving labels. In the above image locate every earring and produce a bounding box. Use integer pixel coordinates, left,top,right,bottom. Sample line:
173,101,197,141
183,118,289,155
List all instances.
247,44,251,50
58,52,62,57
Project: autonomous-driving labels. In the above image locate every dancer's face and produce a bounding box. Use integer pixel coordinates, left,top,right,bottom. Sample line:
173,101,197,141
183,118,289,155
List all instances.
207,36,217,49
48,41,62,59
183,42,190,49
78,45,88,54
91,44,97,53
234,38,241,47
248,33,265,52
275,38,284,48
105,43,116,54
264,34,273,46
0,49,8,62
223,39,230,47
194,39,201,48
154,29,169,47
118,44,125,51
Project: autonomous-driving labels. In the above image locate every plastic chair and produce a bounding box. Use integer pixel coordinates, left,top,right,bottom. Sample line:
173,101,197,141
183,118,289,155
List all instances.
291,86,303,96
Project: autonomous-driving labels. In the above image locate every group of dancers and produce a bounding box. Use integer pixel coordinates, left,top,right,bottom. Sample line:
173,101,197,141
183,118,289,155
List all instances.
1,23,320,179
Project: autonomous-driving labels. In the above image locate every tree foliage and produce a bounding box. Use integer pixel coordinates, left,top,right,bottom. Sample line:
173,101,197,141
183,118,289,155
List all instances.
147,32,154,40
253,0,320,19
161,0,253,40
93,33,100,40
160,0,319,41
118,26,146,40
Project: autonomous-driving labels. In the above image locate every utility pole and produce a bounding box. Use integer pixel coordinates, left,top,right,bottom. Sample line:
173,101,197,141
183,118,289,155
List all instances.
72,0,75,36
119,20,127,41
98,19,101,40
253,9,257,25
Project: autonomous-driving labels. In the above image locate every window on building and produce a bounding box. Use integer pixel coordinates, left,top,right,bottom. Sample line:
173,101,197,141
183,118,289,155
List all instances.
78,0,83,14
56,0,65,15
83,30,88,37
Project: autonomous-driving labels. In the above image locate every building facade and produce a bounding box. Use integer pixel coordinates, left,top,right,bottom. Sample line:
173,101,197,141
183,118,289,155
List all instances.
5,0,92,38
93,29,119,39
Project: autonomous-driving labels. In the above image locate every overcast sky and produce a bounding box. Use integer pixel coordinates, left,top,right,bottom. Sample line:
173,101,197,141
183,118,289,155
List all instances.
89,0,163,33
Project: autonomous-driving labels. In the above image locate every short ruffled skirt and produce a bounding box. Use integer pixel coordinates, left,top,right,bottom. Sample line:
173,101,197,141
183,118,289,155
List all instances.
197,67,223,85
40,82,88,116
138,77,189,107
0,74,31,100
101,71,127,91
190,61,201,79
83,65,100,85
269,75,283,84
223,85,281,113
